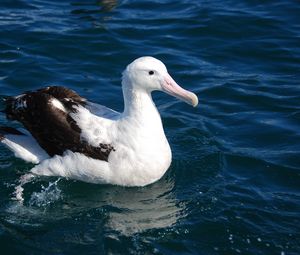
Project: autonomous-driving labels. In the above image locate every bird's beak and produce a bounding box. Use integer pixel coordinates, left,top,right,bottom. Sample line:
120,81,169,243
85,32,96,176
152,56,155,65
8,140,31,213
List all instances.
162,74,198,107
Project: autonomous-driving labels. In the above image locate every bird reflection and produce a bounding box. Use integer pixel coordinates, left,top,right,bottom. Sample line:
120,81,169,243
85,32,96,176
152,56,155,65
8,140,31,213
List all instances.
97,0,118,12
105,178,185,236
3,175,185,248
70,0,118,26
63,175,185,236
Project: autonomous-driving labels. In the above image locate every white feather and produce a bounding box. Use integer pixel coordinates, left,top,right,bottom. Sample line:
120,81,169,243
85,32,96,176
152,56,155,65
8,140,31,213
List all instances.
86,101,120,119
1,134,49,164
14,95,27,109
70,105,115,146
51,98,66,112
30,150,111,183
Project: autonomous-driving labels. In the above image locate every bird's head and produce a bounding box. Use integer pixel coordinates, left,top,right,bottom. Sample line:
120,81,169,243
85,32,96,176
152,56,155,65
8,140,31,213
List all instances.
122,56,198,107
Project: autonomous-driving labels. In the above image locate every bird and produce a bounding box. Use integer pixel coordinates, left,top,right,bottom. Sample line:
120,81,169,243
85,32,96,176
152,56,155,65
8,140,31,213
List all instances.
0,56,198,187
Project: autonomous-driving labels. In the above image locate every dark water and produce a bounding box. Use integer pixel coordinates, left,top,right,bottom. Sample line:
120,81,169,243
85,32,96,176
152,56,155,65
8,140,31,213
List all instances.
0,0,299,254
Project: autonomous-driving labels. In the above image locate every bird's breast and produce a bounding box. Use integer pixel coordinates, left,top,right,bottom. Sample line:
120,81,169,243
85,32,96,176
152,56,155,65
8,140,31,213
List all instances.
108,121,172,186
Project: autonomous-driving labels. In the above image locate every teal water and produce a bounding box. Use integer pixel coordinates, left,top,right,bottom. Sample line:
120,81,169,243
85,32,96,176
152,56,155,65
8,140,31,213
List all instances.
0,0,299,254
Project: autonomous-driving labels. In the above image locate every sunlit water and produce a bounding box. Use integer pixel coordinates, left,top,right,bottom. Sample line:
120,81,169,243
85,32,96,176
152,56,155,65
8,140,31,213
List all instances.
0,0,299,254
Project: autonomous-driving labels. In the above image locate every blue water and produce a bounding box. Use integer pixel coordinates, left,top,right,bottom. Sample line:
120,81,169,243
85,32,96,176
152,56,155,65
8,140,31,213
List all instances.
0,0,299,254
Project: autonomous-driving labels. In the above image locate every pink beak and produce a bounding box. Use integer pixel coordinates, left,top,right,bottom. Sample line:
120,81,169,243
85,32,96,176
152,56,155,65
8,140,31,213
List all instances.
162,74,198,107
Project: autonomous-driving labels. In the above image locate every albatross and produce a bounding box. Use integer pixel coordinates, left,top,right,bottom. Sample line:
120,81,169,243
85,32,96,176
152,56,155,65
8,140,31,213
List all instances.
0,57,198,186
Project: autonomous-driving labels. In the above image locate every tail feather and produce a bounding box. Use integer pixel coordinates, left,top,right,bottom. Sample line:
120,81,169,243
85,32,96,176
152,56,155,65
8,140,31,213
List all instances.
0,125,49,163
0,126,25,142
0,95,49,164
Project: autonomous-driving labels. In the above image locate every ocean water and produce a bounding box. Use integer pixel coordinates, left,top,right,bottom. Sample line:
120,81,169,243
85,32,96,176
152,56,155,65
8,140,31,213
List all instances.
0,0,299,254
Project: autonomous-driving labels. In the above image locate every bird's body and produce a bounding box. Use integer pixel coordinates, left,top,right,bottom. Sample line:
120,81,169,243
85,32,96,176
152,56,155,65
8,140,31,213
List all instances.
0,57,198,186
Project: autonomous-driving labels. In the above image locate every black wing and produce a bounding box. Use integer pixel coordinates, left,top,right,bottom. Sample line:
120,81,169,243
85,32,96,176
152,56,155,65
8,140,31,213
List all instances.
3,86,115,161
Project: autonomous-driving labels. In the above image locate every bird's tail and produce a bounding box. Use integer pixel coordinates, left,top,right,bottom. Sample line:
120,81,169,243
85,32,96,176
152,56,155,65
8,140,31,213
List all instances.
0,126,25,140
0,95,48,163
0,125,48,164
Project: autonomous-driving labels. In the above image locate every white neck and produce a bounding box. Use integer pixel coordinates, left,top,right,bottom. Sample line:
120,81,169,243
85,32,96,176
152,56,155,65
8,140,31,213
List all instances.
121,80,161,124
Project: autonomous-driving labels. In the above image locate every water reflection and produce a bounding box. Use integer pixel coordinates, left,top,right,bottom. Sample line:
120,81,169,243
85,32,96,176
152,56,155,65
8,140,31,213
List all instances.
66,176,184,236
105,178,184,236
98,0,118,12
71,0,118,24
71,0,118,16
3,175,185,238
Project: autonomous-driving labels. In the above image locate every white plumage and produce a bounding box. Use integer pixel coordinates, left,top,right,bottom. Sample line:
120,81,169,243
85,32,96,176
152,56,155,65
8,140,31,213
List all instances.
1,57,198,186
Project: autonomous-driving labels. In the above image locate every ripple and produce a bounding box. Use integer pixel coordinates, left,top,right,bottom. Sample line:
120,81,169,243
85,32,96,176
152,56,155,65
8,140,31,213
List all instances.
0,0,299,254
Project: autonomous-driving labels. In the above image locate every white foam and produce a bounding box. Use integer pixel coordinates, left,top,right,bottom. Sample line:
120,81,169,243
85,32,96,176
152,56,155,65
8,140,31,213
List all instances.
13,173,35,203
29,179,62,207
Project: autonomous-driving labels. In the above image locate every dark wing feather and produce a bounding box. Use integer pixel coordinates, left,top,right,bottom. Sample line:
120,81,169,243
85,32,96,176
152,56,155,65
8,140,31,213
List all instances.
37,86,87,111
4,86,114,161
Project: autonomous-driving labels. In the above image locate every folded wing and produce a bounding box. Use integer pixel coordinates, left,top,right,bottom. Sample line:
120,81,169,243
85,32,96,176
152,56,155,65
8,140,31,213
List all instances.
2,86,115,162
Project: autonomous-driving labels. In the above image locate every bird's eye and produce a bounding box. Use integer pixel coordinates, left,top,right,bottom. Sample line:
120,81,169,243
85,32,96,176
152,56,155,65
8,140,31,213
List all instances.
148,71,154,75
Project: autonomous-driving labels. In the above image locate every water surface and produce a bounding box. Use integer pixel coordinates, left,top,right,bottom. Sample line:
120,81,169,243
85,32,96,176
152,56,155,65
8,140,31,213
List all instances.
0,0,299,254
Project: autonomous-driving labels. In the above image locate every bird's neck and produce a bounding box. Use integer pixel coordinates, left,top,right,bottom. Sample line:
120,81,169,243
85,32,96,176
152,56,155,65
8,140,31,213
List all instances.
121,81,162,128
